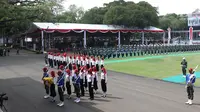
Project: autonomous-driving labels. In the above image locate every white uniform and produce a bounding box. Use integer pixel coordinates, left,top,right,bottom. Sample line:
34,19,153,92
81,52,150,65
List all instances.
100,60,104,66
54,55,57,61
82,60,86,66
68,57,72,64
80,56,83,62
65,56,68,63
92,60,95,66
95,60,99,65
101,72,107,82
86,59,89,64
72,58,75,64
87,74,94,85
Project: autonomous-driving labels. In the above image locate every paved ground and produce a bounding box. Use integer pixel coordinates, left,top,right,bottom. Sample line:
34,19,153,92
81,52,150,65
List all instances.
0,50,200,112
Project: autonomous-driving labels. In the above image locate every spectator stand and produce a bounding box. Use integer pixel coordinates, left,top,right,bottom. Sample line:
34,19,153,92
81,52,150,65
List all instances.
25,22,165,53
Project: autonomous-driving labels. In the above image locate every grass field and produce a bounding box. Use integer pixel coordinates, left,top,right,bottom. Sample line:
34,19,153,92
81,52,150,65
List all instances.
105,51,200,86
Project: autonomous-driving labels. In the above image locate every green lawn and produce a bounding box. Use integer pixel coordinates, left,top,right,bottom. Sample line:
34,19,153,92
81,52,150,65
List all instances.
195,79,200,86
106,52,200,79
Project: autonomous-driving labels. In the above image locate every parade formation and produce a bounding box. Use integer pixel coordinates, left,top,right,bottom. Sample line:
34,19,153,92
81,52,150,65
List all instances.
42,52,107,107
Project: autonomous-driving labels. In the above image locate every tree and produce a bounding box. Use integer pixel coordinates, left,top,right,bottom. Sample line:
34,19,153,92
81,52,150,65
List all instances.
81,7,107,24
103,0,159,28
103,6,130,26
68,4,85,22
55,4,84,23
0,0,65,36
159,13,187,30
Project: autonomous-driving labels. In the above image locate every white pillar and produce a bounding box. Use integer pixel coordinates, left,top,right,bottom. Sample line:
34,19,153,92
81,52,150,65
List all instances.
142,32,144,45
118,31,121,48
145,38,148,45
163,32,166,45
84,30,87,48
20,38,23,47
48,34,51,49
33,43,36,51
167,28,171,45
41,30,44,53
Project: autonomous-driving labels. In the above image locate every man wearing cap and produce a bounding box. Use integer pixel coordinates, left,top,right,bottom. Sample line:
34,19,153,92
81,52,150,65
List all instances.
42,67,50,99
65,69,72,99
185,68,196,105
72,69,81,103
181,57,187,77
57,70,65,107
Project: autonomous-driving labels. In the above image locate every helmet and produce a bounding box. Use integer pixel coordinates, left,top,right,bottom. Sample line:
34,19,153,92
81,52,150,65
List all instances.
189,68,193,74
74,69,79,73
57,70,62,76
59,65,64,70
43,67,48,72
73,65,76,70
88,68,93,74
50,71,56,77
101,67,106,73
66,69,71,74
63,53,67,57
93,66,97,72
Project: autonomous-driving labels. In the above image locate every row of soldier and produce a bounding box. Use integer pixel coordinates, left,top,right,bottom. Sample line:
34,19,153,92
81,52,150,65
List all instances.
80,45,200,58
46,52,104,70
42,53,107,107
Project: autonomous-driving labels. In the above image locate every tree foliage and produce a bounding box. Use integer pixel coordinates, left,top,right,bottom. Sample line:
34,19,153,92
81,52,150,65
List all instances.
82,0,159,28
80,7,107,24
56,4,84,23
0,0,189,37
0,0,64,35
158,13,188,30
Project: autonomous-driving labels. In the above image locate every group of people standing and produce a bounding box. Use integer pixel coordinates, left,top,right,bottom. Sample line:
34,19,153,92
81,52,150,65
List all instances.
42,52,108,107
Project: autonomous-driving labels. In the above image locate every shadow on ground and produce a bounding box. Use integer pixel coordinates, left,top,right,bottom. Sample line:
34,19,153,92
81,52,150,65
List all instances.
0,77,104,112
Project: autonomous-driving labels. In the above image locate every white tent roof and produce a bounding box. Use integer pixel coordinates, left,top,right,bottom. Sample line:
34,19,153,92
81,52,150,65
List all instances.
27,22,164,34
32,22,164,31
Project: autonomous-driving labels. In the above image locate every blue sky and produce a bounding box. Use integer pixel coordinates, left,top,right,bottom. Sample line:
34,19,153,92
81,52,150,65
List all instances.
64,0,199,15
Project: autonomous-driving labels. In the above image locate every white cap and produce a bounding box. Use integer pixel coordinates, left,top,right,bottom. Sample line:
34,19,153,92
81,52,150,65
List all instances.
183,57,185,60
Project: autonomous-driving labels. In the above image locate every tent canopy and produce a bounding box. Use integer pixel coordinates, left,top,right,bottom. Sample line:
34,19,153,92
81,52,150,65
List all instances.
28,22,165,34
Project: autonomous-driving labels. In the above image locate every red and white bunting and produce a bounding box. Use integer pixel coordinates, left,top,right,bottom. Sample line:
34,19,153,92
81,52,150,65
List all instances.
87,30,98,33
57,30,71,33
72,29,84,33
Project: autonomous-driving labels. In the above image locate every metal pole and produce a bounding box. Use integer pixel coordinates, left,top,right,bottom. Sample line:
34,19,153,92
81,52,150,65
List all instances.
48,34,51,49
84,30,86,48
167,28,171,45
118,31,121,48
142,32,144,45
41,30,44,53
163,32,166,45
